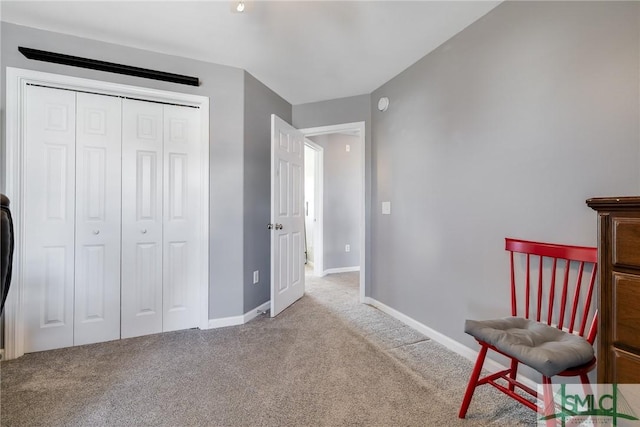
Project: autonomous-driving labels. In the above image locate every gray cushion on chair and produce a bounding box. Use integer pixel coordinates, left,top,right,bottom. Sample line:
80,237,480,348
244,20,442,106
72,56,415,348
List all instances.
465,317,595,377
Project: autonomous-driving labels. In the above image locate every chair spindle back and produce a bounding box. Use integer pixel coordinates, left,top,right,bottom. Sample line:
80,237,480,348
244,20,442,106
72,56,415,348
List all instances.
505,238,598,344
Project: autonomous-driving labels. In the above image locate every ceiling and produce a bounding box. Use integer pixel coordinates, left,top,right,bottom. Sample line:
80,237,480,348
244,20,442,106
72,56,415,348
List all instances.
0,1,500,105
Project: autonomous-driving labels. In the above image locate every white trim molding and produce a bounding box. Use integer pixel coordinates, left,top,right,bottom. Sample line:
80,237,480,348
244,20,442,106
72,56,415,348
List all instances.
363,296,537,391
244,301,271,324
303,138,324,278
207,315,244,329
4,67,210,360
207,301,270,329
323,266,360,276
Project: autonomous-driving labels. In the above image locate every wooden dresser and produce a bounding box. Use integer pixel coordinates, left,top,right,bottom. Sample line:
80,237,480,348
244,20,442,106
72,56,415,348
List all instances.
587,196,640,384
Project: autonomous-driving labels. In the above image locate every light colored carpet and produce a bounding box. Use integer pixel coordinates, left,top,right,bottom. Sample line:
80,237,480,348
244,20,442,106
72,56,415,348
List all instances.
0,271,536,426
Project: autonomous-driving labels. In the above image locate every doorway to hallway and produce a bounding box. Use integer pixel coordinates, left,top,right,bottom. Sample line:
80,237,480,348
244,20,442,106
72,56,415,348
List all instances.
300,122,365,302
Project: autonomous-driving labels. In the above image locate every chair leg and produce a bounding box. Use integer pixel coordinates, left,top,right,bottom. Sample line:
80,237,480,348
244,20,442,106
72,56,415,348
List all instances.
542,376,556,427
579,372,593,398
459,344,488,419
508,358,518,392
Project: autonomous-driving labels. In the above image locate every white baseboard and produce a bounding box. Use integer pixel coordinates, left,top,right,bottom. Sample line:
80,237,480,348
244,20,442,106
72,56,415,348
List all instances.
243,301,270,323
208,315,244,329
363,297,537,391
323,266,360,275
207,301,270,329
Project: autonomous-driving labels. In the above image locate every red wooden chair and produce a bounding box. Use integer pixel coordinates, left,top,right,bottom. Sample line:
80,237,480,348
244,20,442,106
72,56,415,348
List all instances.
459,238,598,420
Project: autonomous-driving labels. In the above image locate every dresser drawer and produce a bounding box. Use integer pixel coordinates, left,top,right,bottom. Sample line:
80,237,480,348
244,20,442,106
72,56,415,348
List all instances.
613,273,640,350
613,347,640,384
613,218,640,268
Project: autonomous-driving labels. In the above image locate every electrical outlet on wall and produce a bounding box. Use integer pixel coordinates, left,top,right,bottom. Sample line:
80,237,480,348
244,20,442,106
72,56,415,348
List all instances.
253,270,259,284
345,244,350,252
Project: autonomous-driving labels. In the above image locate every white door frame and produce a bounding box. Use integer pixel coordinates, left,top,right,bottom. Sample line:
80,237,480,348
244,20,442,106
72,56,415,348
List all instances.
303,139,324,278
299,122,366,303
4,67,210,359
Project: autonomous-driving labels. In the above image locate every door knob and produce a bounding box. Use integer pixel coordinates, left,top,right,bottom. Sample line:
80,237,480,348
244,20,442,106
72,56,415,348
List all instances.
275,223,283,230
267,223,274,230
141,229,147,234
93,230,100,235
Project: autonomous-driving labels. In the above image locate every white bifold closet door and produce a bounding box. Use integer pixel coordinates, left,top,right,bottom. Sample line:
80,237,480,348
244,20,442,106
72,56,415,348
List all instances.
121,100,164,339
23,86,201,352
24,85,77,352
121,99,201,339
161,104,201,333
23,86,122,352
74,92,122,346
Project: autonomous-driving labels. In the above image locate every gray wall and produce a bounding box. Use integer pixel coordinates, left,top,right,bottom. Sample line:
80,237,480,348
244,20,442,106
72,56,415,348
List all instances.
370,0,640,376
293,95,371,132
0,22,247,319
243,72,291,312
292,95,371,287
309,133,361,270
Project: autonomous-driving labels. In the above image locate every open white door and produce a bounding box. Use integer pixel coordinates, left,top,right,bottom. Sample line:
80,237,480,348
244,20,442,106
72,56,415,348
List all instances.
270,115,305,317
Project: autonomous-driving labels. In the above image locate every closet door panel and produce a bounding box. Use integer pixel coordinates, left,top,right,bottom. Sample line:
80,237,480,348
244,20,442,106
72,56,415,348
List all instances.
162,105,201,332
23,85,76,352
122,99,163,339
74,93,122,345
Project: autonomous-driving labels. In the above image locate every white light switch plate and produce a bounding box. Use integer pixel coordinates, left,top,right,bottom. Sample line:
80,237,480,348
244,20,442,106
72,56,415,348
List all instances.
382,201,391,215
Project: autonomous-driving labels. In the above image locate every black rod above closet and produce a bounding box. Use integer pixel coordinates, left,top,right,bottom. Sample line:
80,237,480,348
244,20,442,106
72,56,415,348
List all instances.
18,47,200,87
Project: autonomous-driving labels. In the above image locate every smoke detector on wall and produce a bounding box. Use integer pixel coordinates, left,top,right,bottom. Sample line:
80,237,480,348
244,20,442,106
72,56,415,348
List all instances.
377,97,389,112
231,1,246,13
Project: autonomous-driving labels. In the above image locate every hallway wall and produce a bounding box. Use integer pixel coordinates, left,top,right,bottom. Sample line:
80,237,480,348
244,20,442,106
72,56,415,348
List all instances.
309,133,362,271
